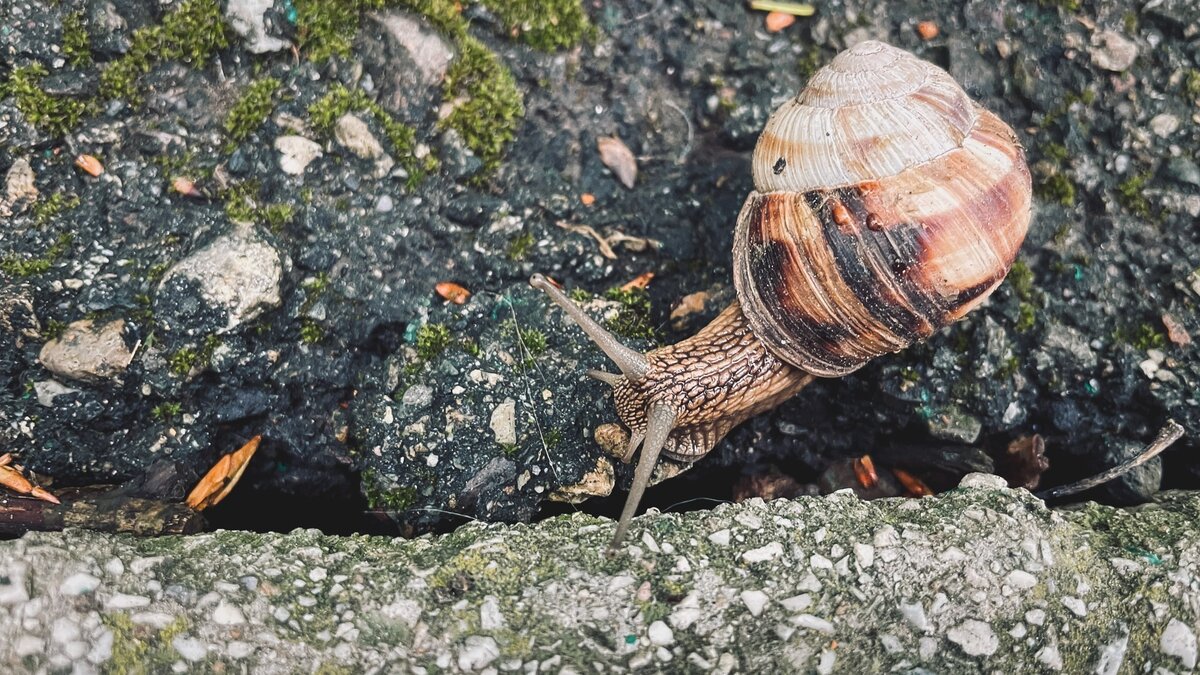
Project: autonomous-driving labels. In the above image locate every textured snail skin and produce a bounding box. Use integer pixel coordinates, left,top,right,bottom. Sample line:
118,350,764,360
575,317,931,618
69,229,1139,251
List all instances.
533,40,1031,549
608,303,813,462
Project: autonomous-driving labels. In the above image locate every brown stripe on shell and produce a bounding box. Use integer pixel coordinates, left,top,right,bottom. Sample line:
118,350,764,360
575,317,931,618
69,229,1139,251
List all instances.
733,112,1031,376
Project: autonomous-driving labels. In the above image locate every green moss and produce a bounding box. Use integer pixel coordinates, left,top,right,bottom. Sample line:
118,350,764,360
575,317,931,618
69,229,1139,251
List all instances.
1117,172,1154,219
224,77,281,144
440,35,525,172
797,46,824,81
361,469,417,510
416,323,452,360
32,192,81,226
61,11,92,66
151,401,183,422
520,329,547,357
1,233,73,278
1115,322,1166,350
997,356,1021,378
300,318,325,344
308,84,428,179
42,319,67,341
1038,0,1080,12
1006,260,1035,301
1016,302,1037,333
100,0,229,103
476,0,594,51
1042,143,1069,164
169,334,221,376
103,614,190,675
1185,70,1200,99
505,231,535,261
568,288,593,303
604,286,656,341
294,0,384,63
261,203,296,230
1037,173,1075,206
1,64,89,136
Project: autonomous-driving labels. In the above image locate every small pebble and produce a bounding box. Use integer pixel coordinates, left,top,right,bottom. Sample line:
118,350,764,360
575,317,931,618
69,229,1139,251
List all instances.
946,619,999,656
648,621,674,646
740,590,769,617
741,541,783,563
1160,618,1197,669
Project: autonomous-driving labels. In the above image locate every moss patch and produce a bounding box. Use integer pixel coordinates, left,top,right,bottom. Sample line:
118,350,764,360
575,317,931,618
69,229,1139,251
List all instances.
224,77,281,144
1,64,90,136
61,11,92,66
440,35,525,172
1,233,74,278
33,192,81,226
604,286,656,341
505,231,535,261
476,0,593,51
415,323,452,360
1116,172,1154,219
308,84,431,180
294,0,383,62
169,334,221,376
1036,172,1076,206
100,0,229,103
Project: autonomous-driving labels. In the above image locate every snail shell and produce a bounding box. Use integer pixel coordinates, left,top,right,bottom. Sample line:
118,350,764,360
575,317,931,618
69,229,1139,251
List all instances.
733,40,1032,377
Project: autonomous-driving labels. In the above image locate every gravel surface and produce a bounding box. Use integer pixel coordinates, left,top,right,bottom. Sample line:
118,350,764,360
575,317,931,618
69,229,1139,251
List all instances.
2,478,1199,672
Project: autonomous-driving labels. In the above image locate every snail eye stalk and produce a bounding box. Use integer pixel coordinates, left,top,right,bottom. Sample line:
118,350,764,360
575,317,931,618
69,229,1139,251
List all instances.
529,274,649,383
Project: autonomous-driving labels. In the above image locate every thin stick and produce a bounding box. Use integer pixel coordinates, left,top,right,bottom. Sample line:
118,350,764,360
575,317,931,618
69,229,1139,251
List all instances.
1036,420,1185,500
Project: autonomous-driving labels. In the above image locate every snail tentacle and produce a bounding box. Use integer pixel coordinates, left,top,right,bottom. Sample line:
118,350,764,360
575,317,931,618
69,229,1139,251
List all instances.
586,370,625,387
608,402,677,552
530,274,649,382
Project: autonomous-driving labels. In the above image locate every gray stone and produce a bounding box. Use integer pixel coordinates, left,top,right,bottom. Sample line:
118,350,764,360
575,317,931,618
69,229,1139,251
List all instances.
38,319,132,384
274,135,323,175
1089,30,1138,72
33,379,79,407
3,157,37,213
488,398,517,446
1166,157,1200,187
333,114,394,178
0,489,1197,671
225,0,291,54
157,226,283,334
926,405,983,444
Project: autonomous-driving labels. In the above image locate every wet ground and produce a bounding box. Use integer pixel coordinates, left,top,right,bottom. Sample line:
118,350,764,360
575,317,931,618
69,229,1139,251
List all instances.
0,0,1197,534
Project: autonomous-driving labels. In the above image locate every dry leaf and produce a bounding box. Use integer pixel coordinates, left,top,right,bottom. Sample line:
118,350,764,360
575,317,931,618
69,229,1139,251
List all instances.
1162,313,1191,346
893,468,933,497
0,464,60,504
597,136,637,189
172,176,202,197
186,435,262,510
1001,434,1049,490
620,272,655,292
606,231,659,253
916,21,939,40
580,193,596,206
852,455,879,489
749,0,815,17
765,11,796,32
75,154,104,177
435,281,471,305
556,221,618,259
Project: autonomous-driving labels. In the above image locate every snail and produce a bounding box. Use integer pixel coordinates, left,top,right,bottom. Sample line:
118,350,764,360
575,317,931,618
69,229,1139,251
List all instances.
531,40,1032,550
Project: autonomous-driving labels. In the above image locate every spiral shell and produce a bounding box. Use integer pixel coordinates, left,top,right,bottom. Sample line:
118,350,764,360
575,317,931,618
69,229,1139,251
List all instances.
732,41,1032,377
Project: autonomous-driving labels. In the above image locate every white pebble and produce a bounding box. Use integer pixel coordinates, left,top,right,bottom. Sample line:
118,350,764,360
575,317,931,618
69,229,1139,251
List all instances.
212,602,246,625
1005,570,1037,591
740,590,769,617
309,568,328,582
853,543,874,568
792,614,834,634
105,593,150,610
1062,596,1087,617
171,635,207,662
1160,618,1197,669
480,595,506,630
946,619,999,656
708,529,731,546
899,602,928,632
60,573,101,596
741,541,783,563
648,621,674,646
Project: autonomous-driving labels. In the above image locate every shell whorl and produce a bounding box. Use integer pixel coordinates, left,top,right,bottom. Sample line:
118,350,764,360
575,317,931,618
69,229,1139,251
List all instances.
733,41,1032,377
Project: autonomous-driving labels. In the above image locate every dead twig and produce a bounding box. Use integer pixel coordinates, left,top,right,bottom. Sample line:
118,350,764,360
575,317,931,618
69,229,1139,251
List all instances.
1036,420,1185,500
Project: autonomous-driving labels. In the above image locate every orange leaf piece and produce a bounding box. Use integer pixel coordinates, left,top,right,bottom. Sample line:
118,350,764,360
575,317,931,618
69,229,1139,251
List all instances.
893,467,933,497
172,176,202,197
765,11,796,32
435,281,471,305
916,21,939,40
186,435,262,510
597,136,637,189
852,455,879,489
580,193,596,206
620,272,655,292
0,464,60,503
75,154,104,177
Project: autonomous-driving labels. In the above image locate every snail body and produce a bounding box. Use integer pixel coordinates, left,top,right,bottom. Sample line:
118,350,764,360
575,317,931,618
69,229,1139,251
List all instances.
532,41,1032,550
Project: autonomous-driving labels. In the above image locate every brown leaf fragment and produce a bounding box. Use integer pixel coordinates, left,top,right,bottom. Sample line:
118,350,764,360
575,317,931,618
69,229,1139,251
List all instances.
1001,434,1049,490
852,455,879,489
556,221,618,259
764,11,796,32
1162,313,1191,346
0,464,60,503
435,281,471,305
893,468,933,497
620,272,655,292
597,136,637,189
74,154,104,177
186,435,262,511
172,176,203,198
